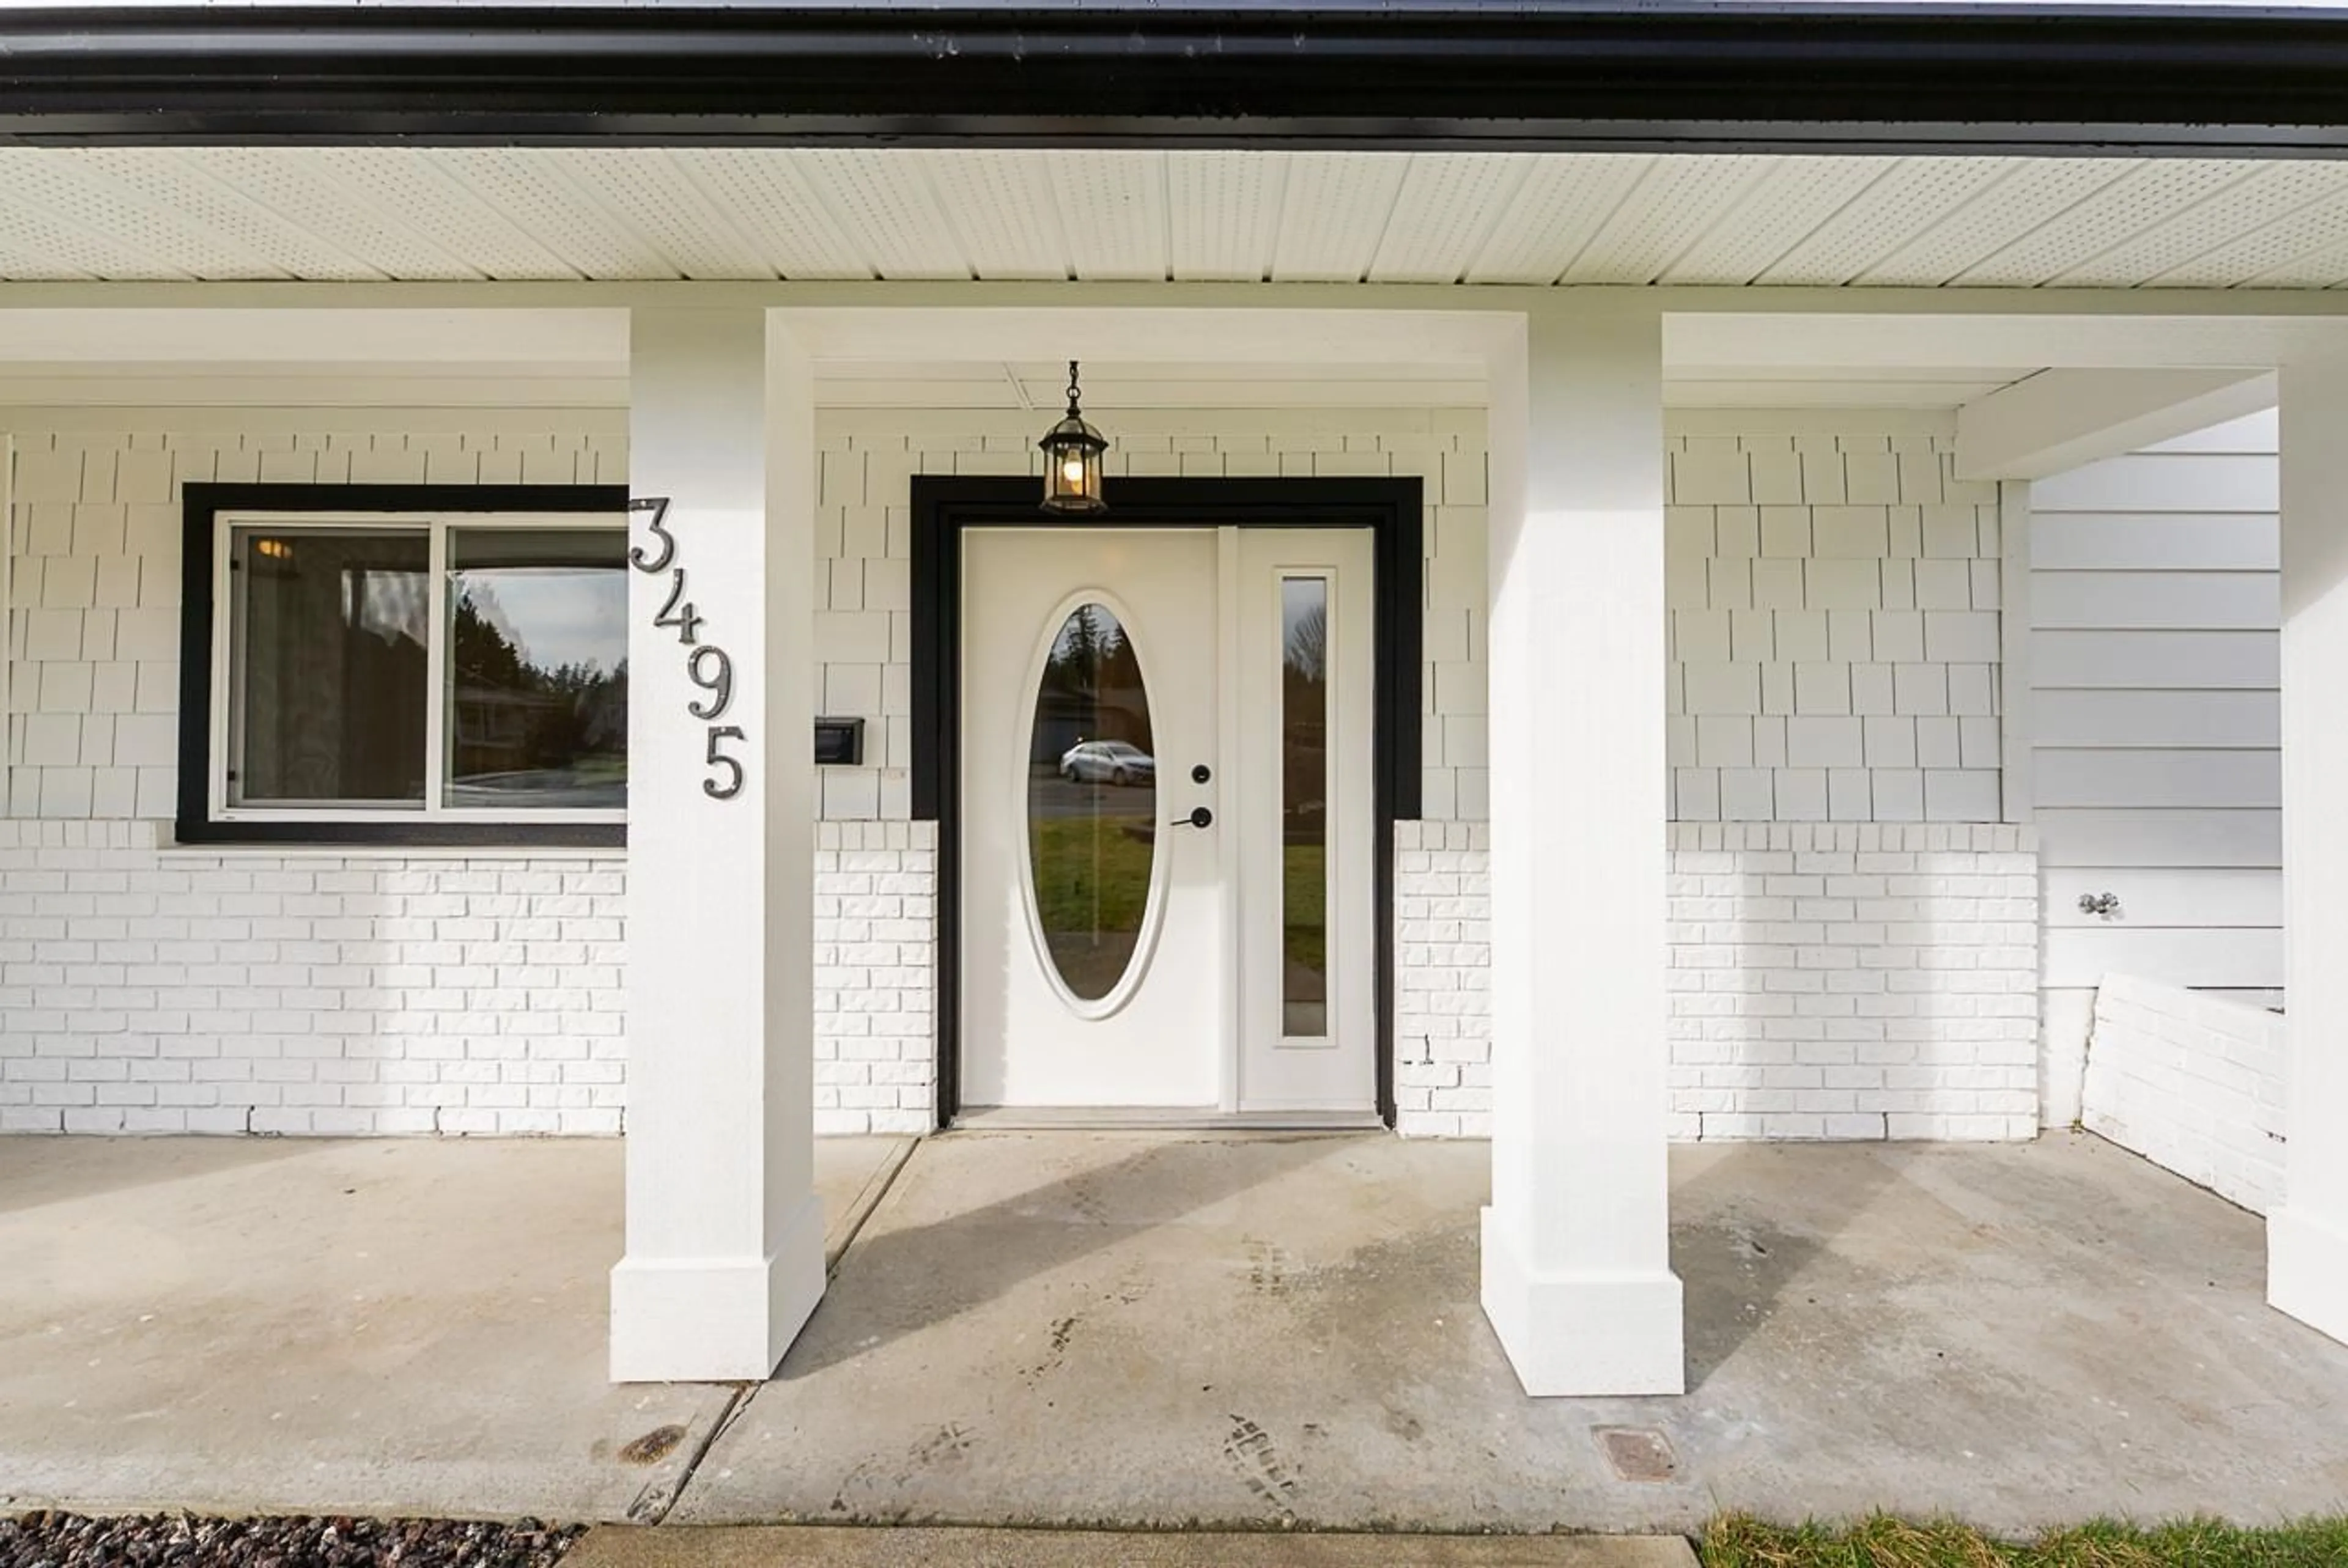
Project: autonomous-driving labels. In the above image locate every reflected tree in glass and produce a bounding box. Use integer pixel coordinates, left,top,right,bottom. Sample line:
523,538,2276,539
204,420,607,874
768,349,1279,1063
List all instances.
446,529,629,809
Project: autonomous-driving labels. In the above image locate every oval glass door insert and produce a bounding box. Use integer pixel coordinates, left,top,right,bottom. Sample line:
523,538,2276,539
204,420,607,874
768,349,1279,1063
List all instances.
1027,602,1157,1003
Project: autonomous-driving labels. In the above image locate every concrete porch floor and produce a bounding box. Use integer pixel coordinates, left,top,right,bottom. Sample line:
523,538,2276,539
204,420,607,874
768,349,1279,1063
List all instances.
5,1130,2347,1534
0,1135,912,1522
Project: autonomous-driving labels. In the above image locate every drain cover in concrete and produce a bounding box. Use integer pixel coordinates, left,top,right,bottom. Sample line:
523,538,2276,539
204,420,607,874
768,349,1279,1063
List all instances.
1593,1426,1677,1484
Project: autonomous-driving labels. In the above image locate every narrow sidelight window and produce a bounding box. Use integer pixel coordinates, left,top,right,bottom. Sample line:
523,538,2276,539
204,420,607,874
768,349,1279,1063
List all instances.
1282,576,1330,1039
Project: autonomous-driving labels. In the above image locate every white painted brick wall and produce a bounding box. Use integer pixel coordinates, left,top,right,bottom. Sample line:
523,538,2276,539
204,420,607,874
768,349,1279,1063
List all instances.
1666,417,2004,824
1669,822,2039,1140
1394,821,2041,1141
813,819,936,1136
2081,973,2286,1213
1394,820,1490,1137
0,819,626,1135
0,816,936,1138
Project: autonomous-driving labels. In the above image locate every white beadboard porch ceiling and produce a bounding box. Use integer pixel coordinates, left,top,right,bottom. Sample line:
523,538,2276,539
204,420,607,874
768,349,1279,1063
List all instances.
11,147,2348,288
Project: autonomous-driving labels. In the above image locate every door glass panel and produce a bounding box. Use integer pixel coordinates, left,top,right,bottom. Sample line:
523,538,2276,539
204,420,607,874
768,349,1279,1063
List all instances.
1282,578,1329,1037
1028,603,1157,1002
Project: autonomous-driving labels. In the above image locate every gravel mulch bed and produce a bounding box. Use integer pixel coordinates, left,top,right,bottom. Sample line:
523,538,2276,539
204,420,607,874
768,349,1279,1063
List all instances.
0,1513,583,1568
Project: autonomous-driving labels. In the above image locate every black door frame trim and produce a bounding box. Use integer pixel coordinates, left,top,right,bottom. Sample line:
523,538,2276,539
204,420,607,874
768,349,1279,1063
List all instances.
177,480,630,848
912,475,1423,1130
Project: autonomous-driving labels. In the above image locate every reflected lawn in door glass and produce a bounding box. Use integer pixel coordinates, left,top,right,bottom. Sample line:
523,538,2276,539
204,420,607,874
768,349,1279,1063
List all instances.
1028,603,1157,1003
1282,578,1330,1037
445,528,629,810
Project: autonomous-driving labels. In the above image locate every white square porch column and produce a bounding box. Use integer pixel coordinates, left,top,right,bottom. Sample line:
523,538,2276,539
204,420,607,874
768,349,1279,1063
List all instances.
2270,348,2348,1345
610,308,825,1382
1481,302,1685,1396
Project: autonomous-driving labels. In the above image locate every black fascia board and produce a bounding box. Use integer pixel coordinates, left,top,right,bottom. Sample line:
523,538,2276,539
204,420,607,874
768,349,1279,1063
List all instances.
7,4,2348,155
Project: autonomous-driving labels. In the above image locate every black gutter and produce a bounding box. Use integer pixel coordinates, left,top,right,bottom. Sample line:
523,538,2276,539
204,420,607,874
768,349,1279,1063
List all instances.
7,4,2348,155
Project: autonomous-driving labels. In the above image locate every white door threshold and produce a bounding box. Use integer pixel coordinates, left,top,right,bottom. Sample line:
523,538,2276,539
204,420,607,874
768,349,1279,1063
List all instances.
953,1106,1388,1133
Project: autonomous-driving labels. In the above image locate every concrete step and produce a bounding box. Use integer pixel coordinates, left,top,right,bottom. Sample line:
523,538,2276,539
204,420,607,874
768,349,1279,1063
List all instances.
566,1526,1697,1567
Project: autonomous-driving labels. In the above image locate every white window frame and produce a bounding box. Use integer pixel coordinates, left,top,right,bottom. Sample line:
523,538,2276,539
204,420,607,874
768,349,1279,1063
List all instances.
209,508,629,827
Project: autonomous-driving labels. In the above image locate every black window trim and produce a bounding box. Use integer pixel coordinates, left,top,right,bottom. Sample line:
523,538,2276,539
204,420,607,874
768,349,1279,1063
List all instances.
176,481,631,848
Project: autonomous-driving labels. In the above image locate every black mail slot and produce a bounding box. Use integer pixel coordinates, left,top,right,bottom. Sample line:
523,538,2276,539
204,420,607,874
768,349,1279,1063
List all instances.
814,716,865,767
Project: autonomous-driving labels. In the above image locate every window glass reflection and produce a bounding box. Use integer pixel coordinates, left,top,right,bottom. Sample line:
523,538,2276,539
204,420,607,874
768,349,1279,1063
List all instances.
446,528,629,809
234,528,429,805
1028,603,1157,1002
1282,578,1329,1037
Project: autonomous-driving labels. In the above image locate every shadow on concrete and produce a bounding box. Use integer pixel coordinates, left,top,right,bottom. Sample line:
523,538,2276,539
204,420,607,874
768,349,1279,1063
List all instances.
0,1133,316,1216
1669,1144,1905,1392
773,1133,1337,1382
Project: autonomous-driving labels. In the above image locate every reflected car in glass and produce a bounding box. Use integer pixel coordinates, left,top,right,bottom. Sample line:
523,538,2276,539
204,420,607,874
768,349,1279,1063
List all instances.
1058,740,1156,787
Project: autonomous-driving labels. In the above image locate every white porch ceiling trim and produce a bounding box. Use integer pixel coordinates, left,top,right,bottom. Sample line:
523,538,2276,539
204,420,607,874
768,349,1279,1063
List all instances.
15,148,2348,290
1954,368,2280,478
0,298,2338,418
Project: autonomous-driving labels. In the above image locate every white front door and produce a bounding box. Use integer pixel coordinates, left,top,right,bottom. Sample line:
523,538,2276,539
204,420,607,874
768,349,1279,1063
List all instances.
960,525,1376,1119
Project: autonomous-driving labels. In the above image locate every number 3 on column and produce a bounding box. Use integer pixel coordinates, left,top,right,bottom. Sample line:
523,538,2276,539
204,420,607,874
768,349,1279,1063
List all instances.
704,726,747,800
628,496,675,573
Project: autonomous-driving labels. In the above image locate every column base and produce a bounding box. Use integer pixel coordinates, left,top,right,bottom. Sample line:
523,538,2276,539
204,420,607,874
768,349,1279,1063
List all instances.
2269,1204,2348,1345
610,1194,827,1383
1480,1207,1685,1396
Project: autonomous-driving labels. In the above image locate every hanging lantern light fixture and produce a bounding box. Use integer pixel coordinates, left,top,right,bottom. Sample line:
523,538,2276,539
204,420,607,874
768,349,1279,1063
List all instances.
1038,359,1109,515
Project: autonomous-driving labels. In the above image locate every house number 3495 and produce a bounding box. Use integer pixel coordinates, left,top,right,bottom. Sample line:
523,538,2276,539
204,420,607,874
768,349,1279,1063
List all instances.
629,496,747,801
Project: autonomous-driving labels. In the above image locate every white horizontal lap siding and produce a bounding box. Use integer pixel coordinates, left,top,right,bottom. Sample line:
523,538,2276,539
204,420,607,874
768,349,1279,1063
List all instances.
2029,409,2282,995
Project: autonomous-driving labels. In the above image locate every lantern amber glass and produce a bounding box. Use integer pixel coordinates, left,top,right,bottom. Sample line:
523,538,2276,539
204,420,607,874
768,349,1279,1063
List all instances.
1039,412,1108,515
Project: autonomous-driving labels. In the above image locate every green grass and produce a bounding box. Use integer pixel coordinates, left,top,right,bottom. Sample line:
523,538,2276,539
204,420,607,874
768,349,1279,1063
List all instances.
1025,814,1330,998
1030,813,1157,997
1030,815,1156,932
1284,840,1326,977
1700,1514,2348,1568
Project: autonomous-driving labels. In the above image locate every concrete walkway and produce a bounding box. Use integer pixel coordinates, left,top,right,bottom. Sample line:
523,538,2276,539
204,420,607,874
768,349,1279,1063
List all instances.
4,1129,2347,1537
0,1135,909,1522
681,1131,2348,1535
566,1526,1695,1566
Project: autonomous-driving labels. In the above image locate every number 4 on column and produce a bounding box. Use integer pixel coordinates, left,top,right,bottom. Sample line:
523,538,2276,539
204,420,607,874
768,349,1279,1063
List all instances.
654,568,704,645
